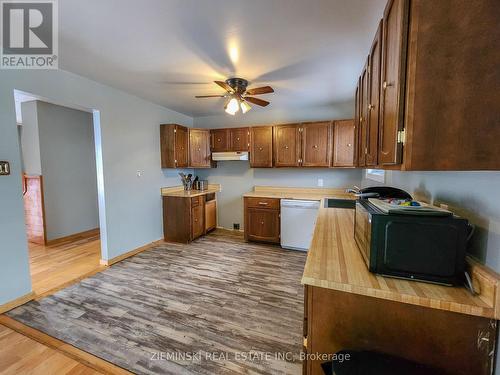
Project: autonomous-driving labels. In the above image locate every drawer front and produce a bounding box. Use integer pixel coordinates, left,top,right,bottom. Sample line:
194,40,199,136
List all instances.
245,197,280,210
191,196,202,207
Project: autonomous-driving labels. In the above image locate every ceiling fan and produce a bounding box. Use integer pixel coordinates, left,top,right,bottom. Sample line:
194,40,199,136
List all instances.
195,78,274,115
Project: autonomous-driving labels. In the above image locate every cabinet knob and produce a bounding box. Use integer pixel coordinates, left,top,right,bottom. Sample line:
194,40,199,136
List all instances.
259,147,263,151
236,137,240,141
347,143,352,147
198,148,201,151
194,218,198,222
284,145,289,149
313,145,318,149
261,221,264,225
383,81,393,90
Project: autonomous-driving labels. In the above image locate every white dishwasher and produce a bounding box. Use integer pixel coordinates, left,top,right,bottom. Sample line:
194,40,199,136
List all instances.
280,199,320,251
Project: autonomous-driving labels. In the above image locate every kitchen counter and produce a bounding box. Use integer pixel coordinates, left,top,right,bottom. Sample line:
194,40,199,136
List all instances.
244,186,500,319
161,184,221,197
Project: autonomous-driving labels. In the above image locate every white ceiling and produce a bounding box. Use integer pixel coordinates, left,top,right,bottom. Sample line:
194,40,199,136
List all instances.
58,0,385,117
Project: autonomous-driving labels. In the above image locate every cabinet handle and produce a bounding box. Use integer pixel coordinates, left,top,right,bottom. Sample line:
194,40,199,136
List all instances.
368,104,374,110
383,81,393,90
258,202,269,206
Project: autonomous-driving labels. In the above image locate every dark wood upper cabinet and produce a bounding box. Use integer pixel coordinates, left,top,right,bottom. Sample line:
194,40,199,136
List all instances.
333,120,356,167
188,128,211,168
366,20,383,166
354,79,361,167
160,124,188,168
301,121,332,167
379,0,409,166
402,0,500,170
229,127,250,151
273,124,301,167
358,61,369,167
210,129,229,152
250,126,273,168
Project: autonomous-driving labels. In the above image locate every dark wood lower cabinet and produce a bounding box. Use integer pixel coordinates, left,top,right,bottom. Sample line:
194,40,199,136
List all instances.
304,286,497,375
163,194,217,243
244,197,280,244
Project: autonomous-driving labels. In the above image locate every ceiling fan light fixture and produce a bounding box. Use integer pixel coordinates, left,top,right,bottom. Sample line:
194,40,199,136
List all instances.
225,97,239,115
240,100,251,114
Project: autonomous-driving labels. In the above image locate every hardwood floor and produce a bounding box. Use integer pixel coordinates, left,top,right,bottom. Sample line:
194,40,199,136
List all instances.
28,231,104,297
9,230,308,375
0,323,100,375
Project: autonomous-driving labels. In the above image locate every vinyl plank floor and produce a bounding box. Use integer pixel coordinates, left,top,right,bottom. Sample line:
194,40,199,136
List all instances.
8,231,307,375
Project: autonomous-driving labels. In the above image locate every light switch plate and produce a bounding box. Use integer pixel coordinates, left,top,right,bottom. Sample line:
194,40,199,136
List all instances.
317,178,324,187
0,161,10,175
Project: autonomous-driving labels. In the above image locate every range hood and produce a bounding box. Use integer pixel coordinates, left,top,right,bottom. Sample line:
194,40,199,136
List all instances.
212,151,249,161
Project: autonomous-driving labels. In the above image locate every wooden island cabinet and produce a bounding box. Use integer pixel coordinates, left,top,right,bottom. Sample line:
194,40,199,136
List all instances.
162,187,219,243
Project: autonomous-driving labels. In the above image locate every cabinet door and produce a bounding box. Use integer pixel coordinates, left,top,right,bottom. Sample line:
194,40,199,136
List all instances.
161,124,188,168
250,126,273,167
354,80,360,167
191,203,205,239
189,129,211,168
358,62,369,167
229,127,250,151
379,0,409,165
174,125,188,168
246,208,280,243
366,21,382,166
205,199,216,232
333,120,356,167
211,129,229,152
301,122,332,167
273,124,301,167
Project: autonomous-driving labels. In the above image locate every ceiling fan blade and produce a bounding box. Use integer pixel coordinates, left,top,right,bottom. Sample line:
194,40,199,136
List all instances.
244,96,270,107
245,86,274,95
214,80,233,93
195,95,226,98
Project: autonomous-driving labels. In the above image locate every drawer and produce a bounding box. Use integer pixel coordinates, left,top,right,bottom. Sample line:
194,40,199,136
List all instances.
245,197,280,210
191,196,202,207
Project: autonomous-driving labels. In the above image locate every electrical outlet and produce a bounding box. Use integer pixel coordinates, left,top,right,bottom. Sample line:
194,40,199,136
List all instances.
233,223,240,230
317,178,324,187
0,161,10,175
136,170,142,177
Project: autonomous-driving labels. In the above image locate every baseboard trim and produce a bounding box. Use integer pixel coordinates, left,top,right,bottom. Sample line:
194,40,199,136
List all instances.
0,315,132,374
0,291,35,314
100,239,164,266
46,228,100,246
216,226,244,233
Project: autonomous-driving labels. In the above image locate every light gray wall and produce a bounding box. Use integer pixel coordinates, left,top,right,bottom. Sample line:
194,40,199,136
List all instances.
33,101,99,241
0,69,193,305
193,102,354,128
197,163,361,229
19,101,42,175
361,170,500,272
194,103,360,229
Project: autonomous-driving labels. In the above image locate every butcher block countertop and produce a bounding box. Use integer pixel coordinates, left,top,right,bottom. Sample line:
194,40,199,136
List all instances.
244,186,500,319
161,184,221,198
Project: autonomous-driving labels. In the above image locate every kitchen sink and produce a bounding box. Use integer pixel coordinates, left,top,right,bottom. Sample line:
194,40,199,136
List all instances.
323,198,356,209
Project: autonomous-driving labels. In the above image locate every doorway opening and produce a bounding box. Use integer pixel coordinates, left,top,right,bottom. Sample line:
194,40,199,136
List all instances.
14,89,106,297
